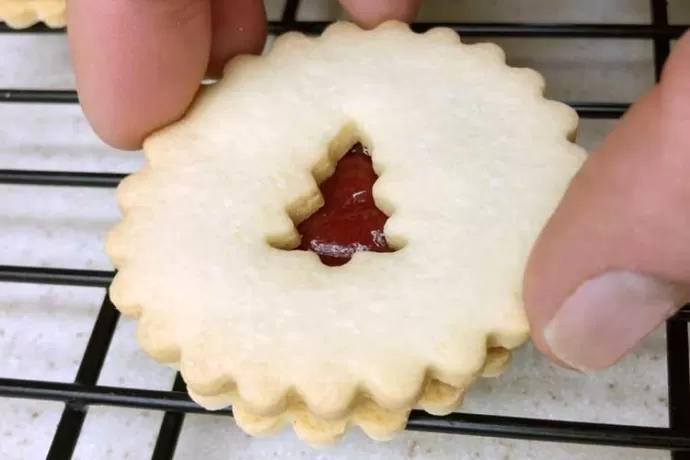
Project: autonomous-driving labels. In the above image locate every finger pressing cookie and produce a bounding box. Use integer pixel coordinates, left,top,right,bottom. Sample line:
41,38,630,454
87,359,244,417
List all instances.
208,0,267,78
68,0,212,150
339,0,421,28
524,31,690,372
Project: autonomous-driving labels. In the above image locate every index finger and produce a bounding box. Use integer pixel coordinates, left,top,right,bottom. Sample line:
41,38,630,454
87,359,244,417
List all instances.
67,0,212,150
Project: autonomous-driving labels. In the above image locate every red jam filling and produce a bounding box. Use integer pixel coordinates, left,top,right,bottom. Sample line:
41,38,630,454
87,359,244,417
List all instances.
296,143,393,266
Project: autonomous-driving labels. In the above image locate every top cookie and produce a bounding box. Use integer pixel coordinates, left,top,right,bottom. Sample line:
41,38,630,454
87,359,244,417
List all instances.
106,21,585,419
0,0,65,28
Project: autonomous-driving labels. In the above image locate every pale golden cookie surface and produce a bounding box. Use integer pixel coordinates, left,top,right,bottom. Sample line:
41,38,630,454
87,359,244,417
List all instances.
106,20,585,441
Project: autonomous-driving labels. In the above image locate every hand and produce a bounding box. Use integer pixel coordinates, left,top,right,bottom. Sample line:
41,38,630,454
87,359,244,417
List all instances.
524,31,690,372
66,0,420,150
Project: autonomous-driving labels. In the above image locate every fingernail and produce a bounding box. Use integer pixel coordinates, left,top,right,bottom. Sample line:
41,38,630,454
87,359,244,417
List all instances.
544,270,686,372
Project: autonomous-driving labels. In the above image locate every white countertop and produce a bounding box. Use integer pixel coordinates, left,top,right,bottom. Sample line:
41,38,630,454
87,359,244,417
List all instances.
1,1,688,459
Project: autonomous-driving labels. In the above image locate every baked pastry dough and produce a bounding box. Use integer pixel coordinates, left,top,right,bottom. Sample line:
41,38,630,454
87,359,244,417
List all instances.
230,347,512,446
106,21,586,443
0,0,65,28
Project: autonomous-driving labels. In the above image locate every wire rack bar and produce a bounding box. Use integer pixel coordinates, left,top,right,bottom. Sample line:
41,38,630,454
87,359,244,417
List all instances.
651,1,672,78
0,170,124,187
151,374,188,460
281,0,301,23
0,89,630,119
571,102,629,119
673,308,690,322
0,265,113,287
0,23,64,33
0,376,688,451
46,295,120,459
286,22,690,38
667,320,690,460
1,89,77,103
405,412,688,451
1,22,687,39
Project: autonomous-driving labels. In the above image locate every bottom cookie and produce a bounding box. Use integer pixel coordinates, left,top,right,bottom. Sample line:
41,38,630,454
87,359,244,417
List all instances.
233,398,410,447
230,348,511,446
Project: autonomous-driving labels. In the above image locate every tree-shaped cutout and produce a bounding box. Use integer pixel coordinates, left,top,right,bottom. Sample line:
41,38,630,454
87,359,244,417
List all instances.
296,143,394,266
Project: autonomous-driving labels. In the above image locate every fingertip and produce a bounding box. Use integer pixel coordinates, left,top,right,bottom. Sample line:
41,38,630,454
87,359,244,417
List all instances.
539,270,687,372
339,0,421,29
67,0,211,150
77,86,204,151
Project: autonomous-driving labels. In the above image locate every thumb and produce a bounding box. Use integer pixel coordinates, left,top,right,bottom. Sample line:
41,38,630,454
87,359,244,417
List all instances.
524,31,690,372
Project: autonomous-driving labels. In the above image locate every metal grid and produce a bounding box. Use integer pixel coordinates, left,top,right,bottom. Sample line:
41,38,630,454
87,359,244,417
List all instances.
0,0,689,458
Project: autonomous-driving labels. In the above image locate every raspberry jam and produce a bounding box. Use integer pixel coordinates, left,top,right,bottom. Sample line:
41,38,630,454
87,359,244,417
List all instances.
296,143,393,266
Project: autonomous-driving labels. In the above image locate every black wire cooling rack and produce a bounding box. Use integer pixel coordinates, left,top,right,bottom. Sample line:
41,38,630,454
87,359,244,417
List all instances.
0,0,689,459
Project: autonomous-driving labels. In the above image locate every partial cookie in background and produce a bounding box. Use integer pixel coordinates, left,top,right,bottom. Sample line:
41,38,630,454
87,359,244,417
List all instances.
0,0,65,28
